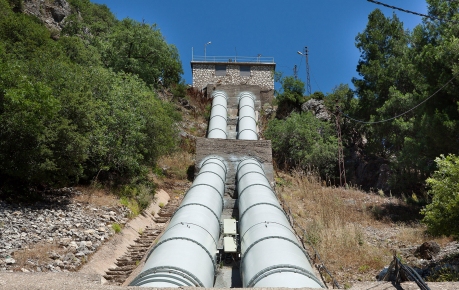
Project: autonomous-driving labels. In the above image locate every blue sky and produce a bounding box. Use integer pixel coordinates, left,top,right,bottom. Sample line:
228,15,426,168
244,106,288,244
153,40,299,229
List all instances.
92,0,428,94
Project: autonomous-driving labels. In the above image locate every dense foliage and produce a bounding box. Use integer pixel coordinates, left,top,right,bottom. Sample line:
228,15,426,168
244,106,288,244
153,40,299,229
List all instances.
266,112,338,177
0,0,181,193
421,154,459,237
351,1,459,194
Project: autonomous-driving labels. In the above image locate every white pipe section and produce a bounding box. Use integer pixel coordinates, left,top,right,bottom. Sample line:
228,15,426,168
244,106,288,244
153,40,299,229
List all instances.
207,91,228,139
237,158,324,288
237,92,258,140
130,156,227,287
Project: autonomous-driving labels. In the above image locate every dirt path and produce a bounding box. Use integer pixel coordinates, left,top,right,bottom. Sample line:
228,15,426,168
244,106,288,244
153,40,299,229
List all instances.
78,190,169,281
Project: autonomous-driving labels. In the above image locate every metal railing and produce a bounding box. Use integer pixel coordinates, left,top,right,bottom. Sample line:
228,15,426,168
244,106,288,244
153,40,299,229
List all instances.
192,55,275,64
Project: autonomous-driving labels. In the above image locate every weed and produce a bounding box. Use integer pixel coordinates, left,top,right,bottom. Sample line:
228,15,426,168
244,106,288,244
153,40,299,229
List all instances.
358,265,370,273
111,223,122,233
157,151,194,180
428,266,459,282
138,228,144,235
151,210,155,216
159,202,165,208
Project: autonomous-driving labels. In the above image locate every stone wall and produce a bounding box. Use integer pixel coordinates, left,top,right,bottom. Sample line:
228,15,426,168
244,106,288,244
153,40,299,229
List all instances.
192,62,275,92
195,137,274,198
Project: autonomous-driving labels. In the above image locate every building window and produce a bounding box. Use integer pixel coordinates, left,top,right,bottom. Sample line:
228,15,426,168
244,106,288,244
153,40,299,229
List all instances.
215,65,227,76
240,66,251,77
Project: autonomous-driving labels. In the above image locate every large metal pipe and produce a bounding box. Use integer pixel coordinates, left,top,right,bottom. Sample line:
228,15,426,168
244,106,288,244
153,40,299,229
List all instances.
207,91,228,139
237,158,324,288
237,92,258,140
130,156,227,287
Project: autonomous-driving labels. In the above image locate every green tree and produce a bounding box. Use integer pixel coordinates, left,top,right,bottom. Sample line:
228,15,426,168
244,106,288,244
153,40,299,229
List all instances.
275,75,306,118
265,112,338,177
100,18,183,88
421,154,459,237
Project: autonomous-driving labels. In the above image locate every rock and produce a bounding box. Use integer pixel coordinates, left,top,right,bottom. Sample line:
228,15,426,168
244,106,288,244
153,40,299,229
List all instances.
301,99,331,121
415,241,441,260
84,229,96,235
75,252,85,257
48,251,60,260
60,237,71,246
5,257,16,265
21,268,30,272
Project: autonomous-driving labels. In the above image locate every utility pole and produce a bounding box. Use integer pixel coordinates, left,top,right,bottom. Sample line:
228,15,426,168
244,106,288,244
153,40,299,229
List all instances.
335,99,347,187
293,65,298,80
297,47,311,95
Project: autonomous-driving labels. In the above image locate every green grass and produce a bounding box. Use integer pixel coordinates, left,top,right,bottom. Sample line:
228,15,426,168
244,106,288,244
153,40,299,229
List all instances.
111,223,122,233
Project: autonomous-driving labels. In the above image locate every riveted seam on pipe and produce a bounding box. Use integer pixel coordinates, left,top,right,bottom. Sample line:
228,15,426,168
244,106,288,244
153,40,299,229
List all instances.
241,236,310,265
129,266,204,287
246,264,325,288
185,183,225,207
238,93,255,101
209,114,228,122
238,115,257,123
135,278,190,287
201,156,227,171
207,128,228,138
238,203,287,226
238,183,275,199
237,170,270,184
239,221,297,242
237,129,258,139
195,170,226,186
239,104,255,110
211,104,227,110
171,203,221,234
145,236,217,272
236,158,264,172
201,160,227,174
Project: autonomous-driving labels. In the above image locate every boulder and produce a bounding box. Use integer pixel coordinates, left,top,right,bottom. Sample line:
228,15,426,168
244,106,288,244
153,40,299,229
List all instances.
415,241,441,260
301,99,331,121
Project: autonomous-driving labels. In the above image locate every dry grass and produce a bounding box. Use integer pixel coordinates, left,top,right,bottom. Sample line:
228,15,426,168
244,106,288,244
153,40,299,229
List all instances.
275,170,448,285
156,151,194,181
72,186,119,207
12,243,65,271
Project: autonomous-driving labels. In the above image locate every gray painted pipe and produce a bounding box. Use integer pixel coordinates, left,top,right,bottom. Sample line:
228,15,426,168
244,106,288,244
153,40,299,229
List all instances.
237,92,258,140
237,158,324,288
208,91,228,139
130,156,227,287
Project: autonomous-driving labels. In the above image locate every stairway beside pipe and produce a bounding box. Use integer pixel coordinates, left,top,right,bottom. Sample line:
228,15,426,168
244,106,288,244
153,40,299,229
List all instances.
207,91,228,139
237,91,258,140
237,158,324,288
129,156,227,287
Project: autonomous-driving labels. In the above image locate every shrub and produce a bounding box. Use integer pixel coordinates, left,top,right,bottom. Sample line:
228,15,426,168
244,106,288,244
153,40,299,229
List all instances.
265,112,338,178
111,223,122,233
421,154,459,237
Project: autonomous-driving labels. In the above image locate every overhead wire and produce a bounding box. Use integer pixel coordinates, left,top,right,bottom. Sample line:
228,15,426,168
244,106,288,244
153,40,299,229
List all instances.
341,73,458,124
367,0,459,24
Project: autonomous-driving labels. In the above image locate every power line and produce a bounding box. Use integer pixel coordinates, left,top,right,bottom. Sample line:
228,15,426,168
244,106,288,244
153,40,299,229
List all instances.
341,73,458,124
367,0,459,24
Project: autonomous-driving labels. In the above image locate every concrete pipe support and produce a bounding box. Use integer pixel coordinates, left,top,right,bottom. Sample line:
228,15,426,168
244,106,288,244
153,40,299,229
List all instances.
207,91,228,139
237,158,324,288
130,156,227,287
237,92,258,140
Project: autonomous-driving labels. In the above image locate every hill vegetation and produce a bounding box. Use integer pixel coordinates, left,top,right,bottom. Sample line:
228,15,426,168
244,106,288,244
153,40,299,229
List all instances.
267,0,459,238
0,0,182,206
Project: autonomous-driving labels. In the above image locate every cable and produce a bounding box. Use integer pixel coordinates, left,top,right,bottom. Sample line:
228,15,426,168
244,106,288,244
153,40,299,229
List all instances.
341,73,458,124
367,0,459,24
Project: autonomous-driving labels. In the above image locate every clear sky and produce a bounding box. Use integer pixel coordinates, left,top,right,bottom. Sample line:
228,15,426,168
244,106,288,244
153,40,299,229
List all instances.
92,0,428,94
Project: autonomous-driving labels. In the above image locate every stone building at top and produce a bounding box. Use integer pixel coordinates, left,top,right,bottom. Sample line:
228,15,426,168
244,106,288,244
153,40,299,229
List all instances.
191,55,276,104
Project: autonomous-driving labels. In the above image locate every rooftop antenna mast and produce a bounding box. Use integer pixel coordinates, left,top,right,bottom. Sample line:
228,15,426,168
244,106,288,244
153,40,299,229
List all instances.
297,47,311,95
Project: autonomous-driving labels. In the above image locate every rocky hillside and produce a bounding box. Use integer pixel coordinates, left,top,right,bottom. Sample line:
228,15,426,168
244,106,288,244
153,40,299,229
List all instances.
23,0,71,33
0,188,129,272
